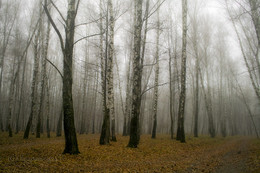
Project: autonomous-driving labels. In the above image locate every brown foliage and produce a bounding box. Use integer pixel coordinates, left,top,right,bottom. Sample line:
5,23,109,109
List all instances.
0,133,259,172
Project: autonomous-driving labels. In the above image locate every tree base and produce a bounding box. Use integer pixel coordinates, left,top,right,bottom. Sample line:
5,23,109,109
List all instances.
8,127,13,137
63,149,80,155
111,136,117,142
127,143,138,148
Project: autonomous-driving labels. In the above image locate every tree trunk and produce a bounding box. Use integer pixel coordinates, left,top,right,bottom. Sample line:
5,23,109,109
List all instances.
219,53,226,137
168,49,174,139
80,36,90,135
205,53,216,138
108,0,116,142
37,6,47,138
123,53,132,136
138,0,149,141
92,70,99,134
127,0,143,148
80,80,87,135
249,0,260,52
151,6,160,139
61,0,79,154
249,0,260,81
24,22,41,139
45,11,51,138
46,81,50,138
176,0,187,143
15,51,28,134
7,58,17,137
199,67,215,138
194,48,199,138
169,23,179,139
56,108,62,137
193,26,199,138
100,0,110,145
237,81,259,138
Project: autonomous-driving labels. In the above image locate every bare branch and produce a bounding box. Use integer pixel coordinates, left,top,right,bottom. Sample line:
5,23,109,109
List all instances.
143,0,166,22
115,9,128,22
75,0,81,17
141,82,168,96
46,58,63,79
50,0,66,22
230,69,259,138
75,16,105,28
73,32,104,45
43,2,65,53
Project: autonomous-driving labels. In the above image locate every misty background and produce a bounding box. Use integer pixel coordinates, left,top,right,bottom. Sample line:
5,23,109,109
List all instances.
0,0,259,138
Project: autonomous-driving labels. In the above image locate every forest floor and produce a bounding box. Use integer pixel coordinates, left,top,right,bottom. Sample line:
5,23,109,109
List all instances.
0,133,259,172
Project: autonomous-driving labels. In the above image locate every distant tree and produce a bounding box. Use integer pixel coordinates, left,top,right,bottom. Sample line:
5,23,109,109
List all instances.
91,68,99,134
6,3,22,138
7,29,20,137
122,45,132,136
36,2,48,138
24,1,42,139
0,1,18,132
167,13,179,140
225,0,260,138
198,66,215,138
46,82,51,138
231,70,259,139
199,17,215,138
215,27,228,137
56,108,62,137
15,7,41,134
168,32,174,139
225,0,260,102
10,5,41,138
37,1,51,138
189,0,201,138
79,30,90,135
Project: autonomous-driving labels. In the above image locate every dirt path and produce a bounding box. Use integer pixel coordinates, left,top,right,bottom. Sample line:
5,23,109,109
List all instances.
185,137,256,173
213,138,250,173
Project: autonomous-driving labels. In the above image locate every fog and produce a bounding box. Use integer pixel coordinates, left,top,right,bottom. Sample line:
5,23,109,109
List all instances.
0,0,259,143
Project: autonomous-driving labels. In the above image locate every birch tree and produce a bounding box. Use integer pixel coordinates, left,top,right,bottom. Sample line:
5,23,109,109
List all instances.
100,0,110,145
176,0,188,143
151,3,160,139
107,0,117,142
24,3,42,138
128,0,143,148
